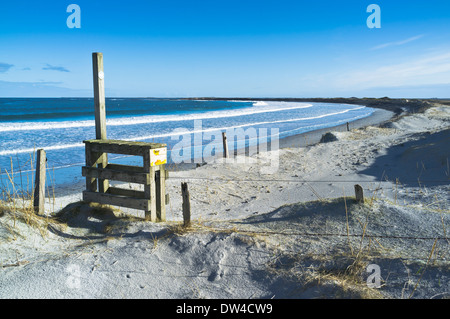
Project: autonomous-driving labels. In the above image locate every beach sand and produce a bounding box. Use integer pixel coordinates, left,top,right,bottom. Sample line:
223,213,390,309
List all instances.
0,99,448,299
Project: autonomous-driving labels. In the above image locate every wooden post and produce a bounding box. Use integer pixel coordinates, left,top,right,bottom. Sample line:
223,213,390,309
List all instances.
181,182,190,227
144,150,157,221
155,165,166,222
165,170,170,205
354,184,364,203
33,149,46,214
222,132,229,158
92,52,107,140
85,143,97,192
346,122,350,132
92,52,109,193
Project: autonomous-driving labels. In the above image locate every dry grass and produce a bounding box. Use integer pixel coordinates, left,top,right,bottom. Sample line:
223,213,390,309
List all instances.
0,155,52,239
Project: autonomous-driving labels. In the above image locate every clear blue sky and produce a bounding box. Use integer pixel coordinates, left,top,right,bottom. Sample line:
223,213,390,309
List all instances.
1,0,449,98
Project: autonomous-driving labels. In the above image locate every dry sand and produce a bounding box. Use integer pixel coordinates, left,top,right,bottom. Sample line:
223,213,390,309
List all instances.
0,101,448,299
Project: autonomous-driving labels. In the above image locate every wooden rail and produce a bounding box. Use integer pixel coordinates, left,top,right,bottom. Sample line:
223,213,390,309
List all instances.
82,139,168,222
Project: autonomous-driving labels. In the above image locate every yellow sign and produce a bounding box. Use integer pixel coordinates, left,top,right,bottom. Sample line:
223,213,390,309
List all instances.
150,147,167,166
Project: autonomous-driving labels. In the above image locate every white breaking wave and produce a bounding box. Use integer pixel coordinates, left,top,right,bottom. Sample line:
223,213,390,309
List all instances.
0,143,85,156
0,101,313,132
128,105,367,141
0,105,369,156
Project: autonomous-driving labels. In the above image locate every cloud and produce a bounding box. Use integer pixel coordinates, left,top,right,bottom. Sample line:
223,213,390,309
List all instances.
351,83,450,98
332,51,450,91
0,63,14,73
42,63,70,72
370,35,424,51
0,80,90,97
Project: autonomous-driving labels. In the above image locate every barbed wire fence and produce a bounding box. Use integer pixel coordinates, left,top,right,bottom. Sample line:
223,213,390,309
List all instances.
1,149,448,244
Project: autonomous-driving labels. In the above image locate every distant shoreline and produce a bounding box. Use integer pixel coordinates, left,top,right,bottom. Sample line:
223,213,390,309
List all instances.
185,96,444,116
184,97,446,148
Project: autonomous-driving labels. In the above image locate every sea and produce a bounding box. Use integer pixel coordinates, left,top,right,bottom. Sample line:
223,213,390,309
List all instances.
0,98,374,194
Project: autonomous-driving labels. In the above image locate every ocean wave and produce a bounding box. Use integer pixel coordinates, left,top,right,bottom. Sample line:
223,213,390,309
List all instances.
0,105,369,156
130,106,368,141
0,101,313,132
0,143,84,156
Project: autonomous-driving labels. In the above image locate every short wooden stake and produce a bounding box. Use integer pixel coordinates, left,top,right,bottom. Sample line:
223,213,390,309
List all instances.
354,184,364,203
222,132,229,158
346,122,350,132
33,149,46,214
155,166,166,222
181,182,191,227
144,150,157,222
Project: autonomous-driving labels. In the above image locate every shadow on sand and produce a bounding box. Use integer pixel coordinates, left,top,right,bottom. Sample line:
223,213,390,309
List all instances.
48,201,168,241
359,129,450,187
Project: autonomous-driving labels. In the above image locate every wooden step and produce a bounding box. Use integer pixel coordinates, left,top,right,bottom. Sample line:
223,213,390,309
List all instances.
83,190,150,211
82,166,150,184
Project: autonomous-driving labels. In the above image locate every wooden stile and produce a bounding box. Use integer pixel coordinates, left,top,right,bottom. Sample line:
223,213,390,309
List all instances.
82,139,167,222
82,53,168,222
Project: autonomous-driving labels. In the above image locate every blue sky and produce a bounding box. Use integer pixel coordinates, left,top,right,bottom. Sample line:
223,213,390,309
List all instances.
1,0,449,98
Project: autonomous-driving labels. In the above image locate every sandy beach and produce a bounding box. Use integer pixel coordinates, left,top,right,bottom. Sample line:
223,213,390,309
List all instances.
0,99,448,299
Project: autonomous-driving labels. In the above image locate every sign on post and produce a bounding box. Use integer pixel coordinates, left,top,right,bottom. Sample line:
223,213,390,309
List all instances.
150,147,167,166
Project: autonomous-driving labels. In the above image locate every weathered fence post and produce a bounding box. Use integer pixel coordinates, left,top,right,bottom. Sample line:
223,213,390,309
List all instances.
92,52,107,140
84,143,97,192
92,52,109,193
354,184,364,203
155,166,166,222
222,132,229,158
33,149,46,214
181,182,191,227
144,149,157,222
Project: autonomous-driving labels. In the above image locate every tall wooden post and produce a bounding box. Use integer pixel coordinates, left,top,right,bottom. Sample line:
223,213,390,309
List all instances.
92,52,107,140
92,52,109,193
222,132,229,158
33,149,46,214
